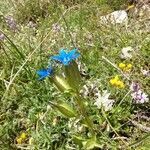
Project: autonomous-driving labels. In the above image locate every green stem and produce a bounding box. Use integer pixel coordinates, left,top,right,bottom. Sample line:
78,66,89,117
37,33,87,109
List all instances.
74,95,95,135
50,75,95,135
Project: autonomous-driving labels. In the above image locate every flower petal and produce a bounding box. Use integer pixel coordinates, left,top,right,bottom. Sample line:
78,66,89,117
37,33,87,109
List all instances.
37,69,49,80
68,48,77,57
59,49,67,56
72,53,80,59
51,55,63,62
36,67,53,80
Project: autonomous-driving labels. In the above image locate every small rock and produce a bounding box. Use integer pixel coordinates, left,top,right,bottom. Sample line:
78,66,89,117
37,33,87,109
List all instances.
120,46,134,59
100,10,128,24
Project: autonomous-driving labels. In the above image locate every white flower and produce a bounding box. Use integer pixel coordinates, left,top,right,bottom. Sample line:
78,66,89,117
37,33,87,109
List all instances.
100,10,128,24
141,68,150,76
94,90,114,111
131,90,149,104
52,23,64,33
120,46,133,59
80,80,100,98
68,118,84,132
141,92,149,103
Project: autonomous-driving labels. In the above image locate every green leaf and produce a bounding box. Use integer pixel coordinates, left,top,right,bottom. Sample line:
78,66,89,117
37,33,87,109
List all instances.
52,75,72,92
64,61,81,91
50,101,76,118
83,136,102,150
72,135,85,147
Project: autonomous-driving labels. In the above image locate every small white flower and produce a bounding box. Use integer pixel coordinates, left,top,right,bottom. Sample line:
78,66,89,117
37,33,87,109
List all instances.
27,21,36,27
141,68,150,76
80,80,100,98
131,90,149,104
141,92,149,102
94,90,114,111
52,23,64,33
120,46,133,59
140,92,149,103
131,90,142,100
68,118,84,133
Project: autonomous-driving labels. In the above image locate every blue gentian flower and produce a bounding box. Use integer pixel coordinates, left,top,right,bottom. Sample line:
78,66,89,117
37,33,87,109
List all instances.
50,48,80,65
36,67,53,80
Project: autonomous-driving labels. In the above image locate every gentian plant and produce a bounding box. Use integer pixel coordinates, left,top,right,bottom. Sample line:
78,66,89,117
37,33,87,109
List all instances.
37,48,99,148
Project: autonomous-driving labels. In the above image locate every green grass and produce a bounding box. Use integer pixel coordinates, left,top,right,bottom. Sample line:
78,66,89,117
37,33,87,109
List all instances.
0,0,150,149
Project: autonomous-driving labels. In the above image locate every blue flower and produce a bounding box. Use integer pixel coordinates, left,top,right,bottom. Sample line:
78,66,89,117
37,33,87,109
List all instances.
36,67,53,80
50,48,80,65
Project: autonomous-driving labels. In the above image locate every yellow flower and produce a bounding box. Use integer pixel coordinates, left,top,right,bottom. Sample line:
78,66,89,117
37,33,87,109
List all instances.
119,63,126,69
20,132,27,140
110,75,119,85
126,64,132,69
16,138,22,144
114,75,119,80
116,80,125,88
123,64,132,72
110,79,116,85
110,75,125,88
119,62,132,72
16,132,27,144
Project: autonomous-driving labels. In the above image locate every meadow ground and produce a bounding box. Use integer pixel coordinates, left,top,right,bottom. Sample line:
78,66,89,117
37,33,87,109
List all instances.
0,0,150,149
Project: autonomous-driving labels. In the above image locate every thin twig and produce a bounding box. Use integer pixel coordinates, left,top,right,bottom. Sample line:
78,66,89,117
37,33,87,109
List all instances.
102,56,130,80
129,133,150,147
130,120,150,132
102,108,129,146
113,90,131,113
